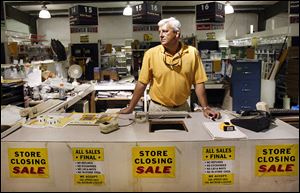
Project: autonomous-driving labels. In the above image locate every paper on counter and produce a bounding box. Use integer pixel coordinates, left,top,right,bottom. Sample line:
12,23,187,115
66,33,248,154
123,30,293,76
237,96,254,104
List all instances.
1,105,23,126
203,122,247,140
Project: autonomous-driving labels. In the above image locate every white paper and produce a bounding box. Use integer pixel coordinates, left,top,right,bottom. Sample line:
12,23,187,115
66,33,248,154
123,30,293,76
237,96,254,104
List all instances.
204,122,247,140
1,105,23,126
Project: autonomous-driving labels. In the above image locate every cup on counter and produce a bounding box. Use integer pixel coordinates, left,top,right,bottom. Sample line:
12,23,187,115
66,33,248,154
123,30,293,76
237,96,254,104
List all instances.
261,79,275,108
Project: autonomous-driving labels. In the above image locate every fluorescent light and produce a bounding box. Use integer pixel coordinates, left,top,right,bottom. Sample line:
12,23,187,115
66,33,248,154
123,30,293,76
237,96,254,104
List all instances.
39,4,51,19
225,1,234,14
123,3,132,16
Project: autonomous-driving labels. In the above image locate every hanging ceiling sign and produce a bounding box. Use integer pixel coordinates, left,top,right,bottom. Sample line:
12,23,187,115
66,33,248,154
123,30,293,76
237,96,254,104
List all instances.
132,2,161,24
1,1,5,23
196,2,225,23
289,1,299,14
196,23,224,31
69,5,98,26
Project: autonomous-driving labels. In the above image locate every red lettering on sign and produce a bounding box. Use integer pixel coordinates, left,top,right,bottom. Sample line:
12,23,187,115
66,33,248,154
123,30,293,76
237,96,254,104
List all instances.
163,166,171,173
13,166,20,174
155,166,162,173
268,165,276,172
37,167,45,174
12,166,46,174
136,166,144,174
145,166,154,173
21,167,30,174
286,164,294,172
258,164,295,172
136,166,172,174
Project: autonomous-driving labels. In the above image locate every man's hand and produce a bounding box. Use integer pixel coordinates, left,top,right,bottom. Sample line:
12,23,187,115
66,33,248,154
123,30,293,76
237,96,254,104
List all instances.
203,108,221,120
119,106,134,114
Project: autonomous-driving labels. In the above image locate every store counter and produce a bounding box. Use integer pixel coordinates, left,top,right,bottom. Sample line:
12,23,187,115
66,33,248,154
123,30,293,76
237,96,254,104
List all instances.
93,81,225,112
1,111,298,192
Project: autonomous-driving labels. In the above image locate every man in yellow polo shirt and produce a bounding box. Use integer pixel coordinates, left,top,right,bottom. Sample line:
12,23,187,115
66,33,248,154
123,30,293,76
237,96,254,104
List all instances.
120,17,220,120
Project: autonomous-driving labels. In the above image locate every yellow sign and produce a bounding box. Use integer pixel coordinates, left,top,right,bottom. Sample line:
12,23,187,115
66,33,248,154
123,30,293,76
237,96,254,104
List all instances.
255,144,298,176
8,148,49,178
72,147,105,185
202,146,235,160
72,148,104,161
132,146,176,178
143,33,153,41
74,174,105,185
203,174,234,185
251,37,258,47
202,146,235,185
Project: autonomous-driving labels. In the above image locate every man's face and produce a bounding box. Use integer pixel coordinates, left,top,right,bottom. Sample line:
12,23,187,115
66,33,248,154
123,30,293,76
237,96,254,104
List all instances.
159,24,179,47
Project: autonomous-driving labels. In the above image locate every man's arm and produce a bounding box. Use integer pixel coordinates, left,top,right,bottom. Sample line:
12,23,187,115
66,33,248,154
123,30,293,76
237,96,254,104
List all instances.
119,81,147,114
194,83,221,119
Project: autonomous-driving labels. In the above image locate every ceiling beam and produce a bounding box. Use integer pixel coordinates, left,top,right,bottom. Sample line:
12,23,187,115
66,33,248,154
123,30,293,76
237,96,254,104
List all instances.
5,2,289,19
264,1,288,19
5,4,37,34
257,1,288,32
5,1,115,6
22,4,287,17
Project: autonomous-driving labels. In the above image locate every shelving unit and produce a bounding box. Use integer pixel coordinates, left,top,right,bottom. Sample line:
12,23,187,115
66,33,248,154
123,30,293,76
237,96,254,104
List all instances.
94,82,146,112
5,30,51,63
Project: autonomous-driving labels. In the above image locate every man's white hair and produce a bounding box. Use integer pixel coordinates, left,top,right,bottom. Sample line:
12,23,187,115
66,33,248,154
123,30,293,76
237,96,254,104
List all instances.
157,17,181,32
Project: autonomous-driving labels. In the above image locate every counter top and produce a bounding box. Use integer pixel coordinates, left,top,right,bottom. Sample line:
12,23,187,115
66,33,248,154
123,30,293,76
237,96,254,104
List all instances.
94,82,224,90
2,111,298,143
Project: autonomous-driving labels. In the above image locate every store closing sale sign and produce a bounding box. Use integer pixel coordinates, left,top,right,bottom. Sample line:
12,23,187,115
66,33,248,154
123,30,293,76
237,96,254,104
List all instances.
255,144,298,176
8,148,49,178
202,146,235,185
72,147,105,185
132,146,176,178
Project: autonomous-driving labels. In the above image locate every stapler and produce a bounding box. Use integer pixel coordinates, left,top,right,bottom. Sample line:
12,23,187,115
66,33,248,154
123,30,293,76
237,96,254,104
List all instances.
98,114,119,134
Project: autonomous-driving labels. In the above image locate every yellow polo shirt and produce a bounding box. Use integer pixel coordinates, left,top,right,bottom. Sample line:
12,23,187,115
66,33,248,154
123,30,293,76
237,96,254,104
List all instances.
138,43,208,106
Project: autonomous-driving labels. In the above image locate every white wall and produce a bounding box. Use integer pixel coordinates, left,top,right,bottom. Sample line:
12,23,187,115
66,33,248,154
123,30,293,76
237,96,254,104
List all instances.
265,13,289,31
1,26,5,42
163,13,196,38
99,15,133,45
9,12,294,47
6,19,30,34
37,17,70,47
224,13,258,40
34,14,257,45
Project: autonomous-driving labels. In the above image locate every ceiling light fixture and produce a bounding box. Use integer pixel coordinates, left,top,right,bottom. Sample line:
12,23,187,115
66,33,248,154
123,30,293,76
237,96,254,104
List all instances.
225,1,234,14
39,2,51,19
123,2,132,16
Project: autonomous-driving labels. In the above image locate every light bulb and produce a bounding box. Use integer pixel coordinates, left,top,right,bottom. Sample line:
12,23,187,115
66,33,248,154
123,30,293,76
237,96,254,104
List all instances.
123,4,132,16
39,5,51,19
225,1,234,14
